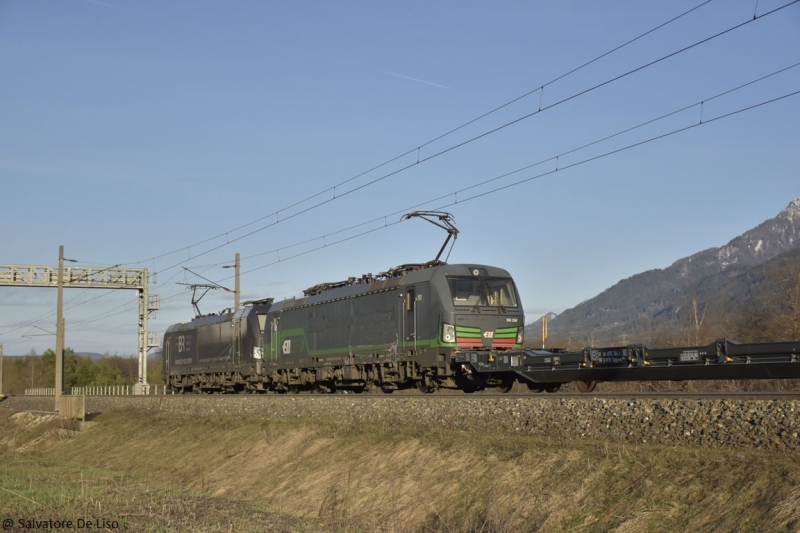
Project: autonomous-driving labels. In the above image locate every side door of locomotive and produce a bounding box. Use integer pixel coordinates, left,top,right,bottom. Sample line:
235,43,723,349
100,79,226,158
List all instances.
267,315,280,365
403,285,418,355
232,315,245,368
163,335,171,377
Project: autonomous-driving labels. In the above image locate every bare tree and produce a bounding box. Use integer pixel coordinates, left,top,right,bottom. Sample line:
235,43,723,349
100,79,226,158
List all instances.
681,293,713,345
780,256,800,341
691,294,707,345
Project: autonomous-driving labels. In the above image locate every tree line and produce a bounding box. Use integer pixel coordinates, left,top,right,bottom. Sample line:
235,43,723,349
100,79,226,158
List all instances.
1,348,162,395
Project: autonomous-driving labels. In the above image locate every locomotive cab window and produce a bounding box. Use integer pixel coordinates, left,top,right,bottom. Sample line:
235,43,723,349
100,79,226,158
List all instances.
448,277,518,308
257,314,268,334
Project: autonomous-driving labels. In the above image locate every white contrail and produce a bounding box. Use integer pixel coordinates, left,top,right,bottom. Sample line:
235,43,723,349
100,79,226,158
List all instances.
369,67,450,89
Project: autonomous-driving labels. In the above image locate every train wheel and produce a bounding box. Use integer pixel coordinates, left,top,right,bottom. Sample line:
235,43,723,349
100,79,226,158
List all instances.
575,380,597,393
544,383,561,393
526,382,544,393
315,382,335,394
381,385,395,394
417,374,435,394
495,378,514,394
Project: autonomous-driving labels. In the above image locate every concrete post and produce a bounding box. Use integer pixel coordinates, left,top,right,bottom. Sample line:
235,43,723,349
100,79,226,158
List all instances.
55,246,65,410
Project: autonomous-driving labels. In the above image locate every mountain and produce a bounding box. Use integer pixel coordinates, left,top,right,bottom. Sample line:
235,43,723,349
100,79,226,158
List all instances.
529,198,800,345
77,352,106,361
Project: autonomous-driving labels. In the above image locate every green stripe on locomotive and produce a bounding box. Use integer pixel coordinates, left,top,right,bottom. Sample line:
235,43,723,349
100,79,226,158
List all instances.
269,326,445,360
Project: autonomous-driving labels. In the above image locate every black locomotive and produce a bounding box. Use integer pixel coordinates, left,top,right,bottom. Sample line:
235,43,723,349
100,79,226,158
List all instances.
162,261,524,393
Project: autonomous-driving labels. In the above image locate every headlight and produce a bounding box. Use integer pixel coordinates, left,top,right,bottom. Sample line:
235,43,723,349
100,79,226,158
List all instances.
253,346,263,360
517,328,524,344
442,323,455,343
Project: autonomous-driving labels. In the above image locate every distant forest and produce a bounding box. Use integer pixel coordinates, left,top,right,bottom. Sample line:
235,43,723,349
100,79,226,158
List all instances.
1,349,162,395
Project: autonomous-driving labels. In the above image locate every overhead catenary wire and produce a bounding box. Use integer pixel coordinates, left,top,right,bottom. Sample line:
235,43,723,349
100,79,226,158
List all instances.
160,58,800,276
439,90,800,208
0,263,128,333
240,93,800,276
8,61,798,335
117,0,799,287
59,76,800,332
119,0,720,269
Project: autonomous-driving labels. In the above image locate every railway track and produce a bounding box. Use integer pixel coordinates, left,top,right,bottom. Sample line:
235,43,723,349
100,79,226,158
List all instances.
13,390,800,401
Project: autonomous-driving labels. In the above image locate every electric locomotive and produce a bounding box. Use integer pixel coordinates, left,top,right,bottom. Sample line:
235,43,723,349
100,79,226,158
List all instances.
162,299,273,393
161,261,524,393
267,261,523,393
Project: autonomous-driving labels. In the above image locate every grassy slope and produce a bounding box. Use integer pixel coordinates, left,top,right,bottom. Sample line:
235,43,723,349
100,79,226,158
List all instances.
2,410,800,532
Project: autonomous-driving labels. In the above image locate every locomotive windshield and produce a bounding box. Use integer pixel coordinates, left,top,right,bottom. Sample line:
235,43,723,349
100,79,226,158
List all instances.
448,277,518,308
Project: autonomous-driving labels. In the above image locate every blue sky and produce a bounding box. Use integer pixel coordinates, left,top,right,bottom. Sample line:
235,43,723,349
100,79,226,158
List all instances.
1,0,798,356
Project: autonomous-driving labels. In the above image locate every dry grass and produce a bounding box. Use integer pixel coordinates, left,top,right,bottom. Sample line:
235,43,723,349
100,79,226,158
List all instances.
0,458,312,532
2,409,800,532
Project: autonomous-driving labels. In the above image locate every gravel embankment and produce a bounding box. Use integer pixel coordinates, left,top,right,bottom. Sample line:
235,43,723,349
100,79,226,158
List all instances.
3,394,798,450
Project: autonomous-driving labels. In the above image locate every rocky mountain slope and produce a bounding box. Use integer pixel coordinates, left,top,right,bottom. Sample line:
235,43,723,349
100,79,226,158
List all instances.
527,198,800,345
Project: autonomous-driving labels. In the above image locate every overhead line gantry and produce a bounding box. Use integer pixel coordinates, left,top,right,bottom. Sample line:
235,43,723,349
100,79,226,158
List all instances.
0,247,160,405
